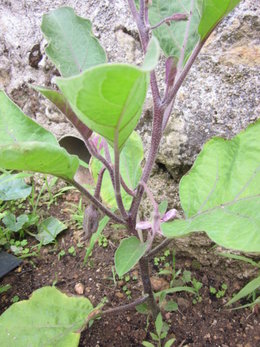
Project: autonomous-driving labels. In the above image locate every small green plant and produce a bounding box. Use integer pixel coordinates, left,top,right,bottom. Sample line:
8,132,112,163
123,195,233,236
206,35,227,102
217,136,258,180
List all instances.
142,313,175,347
210,283,228,299
58,249,66,260
219,253,260,310
68,246,76,256
98,234,108,248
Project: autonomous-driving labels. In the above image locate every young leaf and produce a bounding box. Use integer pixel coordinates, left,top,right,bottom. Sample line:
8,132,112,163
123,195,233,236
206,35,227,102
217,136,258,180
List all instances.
142,342,155,347
2,213,28,232
41,7,106,77
36,217,67,245
56,64,149,151
115,236,148,277
226,276,260,306
142,36,161,71
0,91,79,180
162,120,260,252
155,313,163,337
0,172,32,201
198,0,241,40
90,131,143,209
164,338,176,347
148,0,202,62
158,200,168,215
0,286,93,347
84,215,110,264
164,300,178,312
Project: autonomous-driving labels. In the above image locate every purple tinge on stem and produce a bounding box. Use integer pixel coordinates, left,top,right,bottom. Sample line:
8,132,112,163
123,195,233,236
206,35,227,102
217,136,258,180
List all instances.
136,208,177,231
165,57,177,86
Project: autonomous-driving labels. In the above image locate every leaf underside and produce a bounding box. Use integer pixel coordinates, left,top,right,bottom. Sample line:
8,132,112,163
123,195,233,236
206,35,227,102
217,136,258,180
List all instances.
57,64,149,151
41,7,106,77
162,120,260,252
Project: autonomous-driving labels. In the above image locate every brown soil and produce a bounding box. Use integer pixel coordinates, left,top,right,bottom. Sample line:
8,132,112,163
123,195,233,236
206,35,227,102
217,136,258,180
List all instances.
0,191,259,347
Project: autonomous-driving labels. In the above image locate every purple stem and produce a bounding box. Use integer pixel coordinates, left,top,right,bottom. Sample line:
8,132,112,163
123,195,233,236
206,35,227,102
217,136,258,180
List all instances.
70,179,125,225
150,13,188,30
94,167,106,199
85,139,115,186
141,181,161,251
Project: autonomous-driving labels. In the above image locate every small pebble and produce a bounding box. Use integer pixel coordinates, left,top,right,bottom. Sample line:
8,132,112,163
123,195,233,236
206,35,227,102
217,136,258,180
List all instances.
74,282,84,295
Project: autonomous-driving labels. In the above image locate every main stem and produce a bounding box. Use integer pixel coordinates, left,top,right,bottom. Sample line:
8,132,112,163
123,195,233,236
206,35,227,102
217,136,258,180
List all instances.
139,257,159,319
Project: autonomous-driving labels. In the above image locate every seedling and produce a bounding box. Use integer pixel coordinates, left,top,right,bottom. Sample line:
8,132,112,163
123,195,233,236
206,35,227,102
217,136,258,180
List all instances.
142,313,175,347
98,235,109,248
68,246,76,256
1,1,260,346
210,283,228,299
58,249,66,260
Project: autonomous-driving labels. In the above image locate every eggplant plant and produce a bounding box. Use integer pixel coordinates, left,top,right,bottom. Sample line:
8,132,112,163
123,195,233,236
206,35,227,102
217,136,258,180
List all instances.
0,0,260,345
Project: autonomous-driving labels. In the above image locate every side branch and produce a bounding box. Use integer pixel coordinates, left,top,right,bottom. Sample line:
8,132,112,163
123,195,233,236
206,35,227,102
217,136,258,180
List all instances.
70,179,126,225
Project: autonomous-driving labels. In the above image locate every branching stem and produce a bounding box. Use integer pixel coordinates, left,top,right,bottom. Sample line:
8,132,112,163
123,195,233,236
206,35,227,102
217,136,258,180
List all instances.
70,179,126,225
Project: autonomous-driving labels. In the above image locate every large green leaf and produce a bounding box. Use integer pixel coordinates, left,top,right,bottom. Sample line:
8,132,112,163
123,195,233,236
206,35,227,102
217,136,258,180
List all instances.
115,236,148,277
41,7,106,77
90,131,143,209
56,64,149,151
0,91,79,180
0,286,93,347
162,120,260,252
198,0,241,40
148,0,203,61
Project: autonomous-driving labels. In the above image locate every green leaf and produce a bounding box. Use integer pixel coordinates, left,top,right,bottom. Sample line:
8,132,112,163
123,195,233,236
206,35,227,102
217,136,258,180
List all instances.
164,300,178,312
84,215,110,264
158,200,168,215
148,0,202,61
142,342,155,347
2,213,28,232
162,120,260,252
164,338,176,347
115,236,148,277
218,253,260,268
0,172,32,201
41,7,106,77
155,313,163,337
90,131,143,209
0,91,79,180
226,276,260,306
56,64,149,151
198,0,241,40
36,217,67,245
0,286,93,347
142,36,161,71
155,286,197,296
